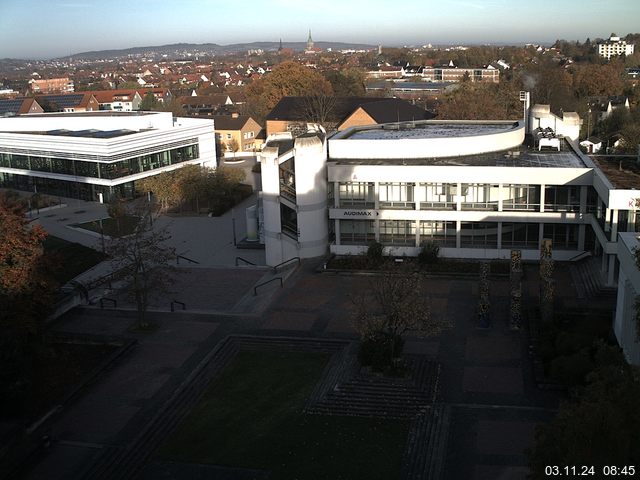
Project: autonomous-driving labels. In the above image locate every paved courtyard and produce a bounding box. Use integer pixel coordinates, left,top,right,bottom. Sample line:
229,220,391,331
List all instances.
16,260,578,480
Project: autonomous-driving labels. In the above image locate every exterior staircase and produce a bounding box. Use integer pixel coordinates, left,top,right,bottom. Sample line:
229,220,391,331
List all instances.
569,256,617,300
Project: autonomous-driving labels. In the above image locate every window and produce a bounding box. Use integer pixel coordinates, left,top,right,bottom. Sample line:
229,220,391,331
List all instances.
544,186,580,212
419,221,456,247
226,133,232,139
543,224,579,249
338,182,374,208
503,185,540,211
460,222,498,248
501,223,539,248
340,220,375,245
280,204,298,239
379,182,415,209
419,183,456,209
379,220,416,246
461,184,499,210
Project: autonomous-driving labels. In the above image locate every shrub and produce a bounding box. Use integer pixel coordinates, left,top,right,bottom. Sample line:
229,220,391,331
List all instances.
418,241,440,266
366,241,384,268
358,332,404,372
549,349,594,386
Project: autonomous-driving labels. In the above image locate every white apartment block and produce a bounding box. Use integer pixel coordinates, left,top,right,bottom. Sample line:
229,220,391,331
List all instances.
0,111,216,201
598,35,635,59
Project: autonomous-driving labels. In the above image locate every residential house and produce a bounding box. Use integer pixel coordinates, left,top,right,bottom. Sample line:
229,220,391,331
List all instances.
179,95,233,116
0,97,44,116
213,113,263,153
89,90,143,111
265,96,435,136
36,93,99,112
29,77,74,94
580,136,603,153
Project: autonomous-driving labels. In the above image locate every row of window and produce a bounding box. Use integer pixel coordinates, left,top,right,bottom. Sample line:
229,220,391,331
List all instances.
336,182,590,212
339,220,580,249
0,144,199,180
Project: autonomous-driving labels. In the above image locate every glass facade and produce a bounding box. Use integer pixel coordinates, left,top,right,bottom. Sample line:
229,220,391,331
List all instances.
0,144,198,180
379,182,415,209
503,184,540,211
460,222,498,248
543,224,579,249
338,182,375,208
501,222,539,248
419,221,456,247
379,220,416,246
545,185,580,212
339,220,375,245
461,183,499,210
419,183,456,209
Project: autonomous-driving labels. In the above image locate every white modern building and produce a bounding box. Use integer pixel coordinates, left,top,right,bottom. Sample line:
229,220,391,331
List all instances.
0,111,216,201
257,101,639,293
598,35,635,59
614,233,640,365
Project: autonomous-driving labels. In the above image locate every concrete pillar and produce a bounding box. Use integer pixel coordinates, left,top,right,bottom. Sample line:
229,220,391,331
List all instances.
456,182,462,211
374,182,380,210
375,219,380,242
579,185,587,214
539,184,545,212
334,182,339,208
497,222,503,250
334,219,341,246
415,220,421,247
578,224,586,251
629,212,637,232
611,209,619,240
260,147,284,266
608,254,616,287
498,184,504,212
538,222,545,252
456,220,461,249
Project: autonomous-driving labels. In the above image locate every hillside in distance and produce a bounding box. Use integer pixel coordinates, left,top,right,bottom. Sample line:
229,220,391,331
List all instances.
64,41,376,60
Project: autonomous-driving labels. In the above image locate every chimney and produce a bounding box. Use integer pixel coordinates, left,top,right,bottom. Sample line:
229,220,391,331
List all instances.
231,112,239,118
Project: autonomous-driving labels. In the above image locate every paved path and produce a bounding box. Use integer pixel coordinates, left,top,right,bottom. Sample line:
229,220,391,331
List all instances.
19,261,589,480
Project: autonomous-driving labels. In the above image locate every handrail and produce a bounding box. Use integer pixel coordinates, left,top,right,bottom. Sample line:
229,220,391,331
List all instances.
272,256,300,273
170,300,186,312
568,251,592,262
99,297,117,309
235,256,256,266
177,254,199,265
254,277,283,296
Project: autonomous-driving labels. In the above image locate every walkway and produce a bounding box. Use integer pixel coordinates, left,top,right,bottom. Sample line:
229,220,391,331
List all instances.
19,261,588,480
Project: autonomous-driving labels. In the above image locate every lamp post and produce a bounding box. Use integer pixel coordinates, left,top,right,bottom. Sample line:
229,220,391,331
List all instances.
587,108,591,140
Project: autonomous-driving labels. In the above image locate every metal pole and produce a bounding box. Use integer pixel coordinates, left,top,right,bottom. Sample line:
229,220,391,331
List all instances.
148,191,153,226
232,209,237,246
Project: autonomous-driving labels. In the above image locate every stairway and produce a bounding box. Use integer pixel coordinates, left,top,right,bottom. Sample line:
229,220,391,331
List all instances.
570,256,617,300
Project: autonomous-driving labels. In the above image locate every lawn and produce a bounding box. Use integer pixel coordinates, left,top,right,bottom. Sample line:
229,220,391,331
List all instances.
43,235,107,284
73,215,140,237
158,351,410,480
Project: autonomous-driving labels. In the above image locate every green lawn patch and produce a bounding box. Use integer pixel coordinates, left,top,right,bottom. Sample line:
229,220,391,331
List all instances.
73,215,140,237
43,235,107,284
158,351,409,480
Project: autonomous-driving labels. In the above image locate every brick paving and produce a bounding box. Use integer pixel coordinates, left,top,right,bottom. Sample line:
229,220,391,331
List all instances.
15,261,592,480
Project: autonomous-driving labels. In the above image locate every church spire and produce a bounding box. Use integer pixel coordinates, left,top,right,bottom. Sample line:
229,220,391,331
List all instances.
278,38,283,52
307,29,314,51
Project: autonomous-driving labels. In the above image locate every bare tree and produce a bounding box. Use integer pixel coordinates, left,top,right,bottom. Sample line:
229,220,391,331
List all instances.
303,94,338,131
107,210,175,329
351,266,450,370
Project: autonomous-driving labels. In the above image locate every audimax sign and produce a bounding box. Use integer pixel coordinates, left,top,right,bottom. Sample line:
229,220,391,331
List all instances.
341,210,379,218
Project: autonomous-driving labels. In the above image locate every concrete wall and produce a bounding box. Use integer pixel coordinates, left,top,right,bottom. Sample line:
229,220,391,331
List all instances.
614,233,640,365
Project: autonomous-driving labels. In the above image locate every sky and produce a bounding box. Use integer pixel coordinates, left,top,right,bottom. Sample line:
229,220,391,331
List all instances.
0,0,639,59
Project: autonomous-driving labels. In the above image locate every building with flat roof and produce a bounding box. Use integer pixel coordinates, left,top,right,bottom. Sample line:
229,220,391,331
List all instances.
0,111,216,201
614,232,640,365
598,35,635,59
256,98,639,299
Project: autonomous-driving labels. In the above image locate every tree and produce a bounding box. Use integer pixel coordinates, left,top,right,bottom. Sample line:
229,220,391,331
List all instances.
107,211,175,329
324,68,366,96
351,266,450,371
528,358,640,477
303,94,338,131
227,138,240,158
438,82,521,120
107,196,127,235
140,91,159,111
244,61,334,122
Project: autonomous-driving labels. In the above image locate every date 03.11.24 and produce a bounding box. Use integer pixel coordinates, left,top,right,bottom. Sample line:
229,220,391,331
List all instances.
545,466,636,476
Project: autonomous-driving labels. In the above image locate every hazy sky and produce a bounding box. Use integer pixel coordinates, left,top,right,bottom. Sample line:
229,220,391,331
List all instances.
1,0,638,59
